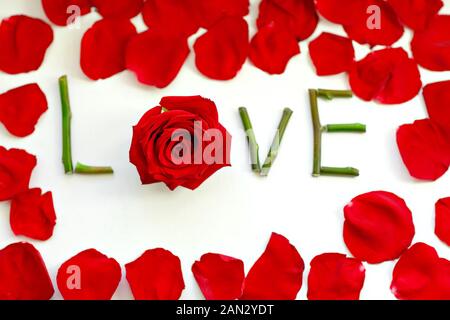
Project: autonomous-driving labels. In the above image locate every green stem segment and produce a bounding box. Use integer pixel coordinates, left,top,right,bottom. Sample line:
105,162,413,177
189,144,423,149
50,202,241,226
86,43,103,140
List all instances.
317,89,353,100
325,123,366,133
320,167,360,177
239,107,261,173
75,162,114,175
309,89,322,177
59,75,73,174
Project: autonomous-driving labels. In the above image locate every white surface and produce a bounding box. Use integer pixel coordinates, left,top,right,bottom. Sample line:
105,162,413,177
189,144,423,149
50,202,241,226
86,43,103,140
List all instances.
1,0,450,300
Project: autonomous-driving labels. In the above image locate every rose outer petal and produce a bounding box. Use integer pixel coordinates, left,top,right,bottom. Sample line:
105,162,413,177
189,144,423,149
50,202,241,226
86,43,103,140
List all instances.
423,80,450,133
241,233,304,300
126,248,185,300
436,198,450,247
193,0,250,29
41,0,92,26
387,0,443,31
91,0,143,19
343,191,415,264
307,253,365,300
0,242,54,300
57,249,121,300
315,0,367,25
192,253,245,300
0,84,48,137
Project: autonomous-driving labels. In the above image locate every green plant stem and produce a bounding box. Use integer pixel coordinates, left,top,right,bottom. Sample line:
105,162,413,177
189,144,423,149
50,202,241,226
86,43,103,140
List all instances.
320,166,359,177
59,75,73,174
317,89,353,100
239,107,261,173
309,89,322,177
260,108,294,177
325,123,367,133
75,162,114,175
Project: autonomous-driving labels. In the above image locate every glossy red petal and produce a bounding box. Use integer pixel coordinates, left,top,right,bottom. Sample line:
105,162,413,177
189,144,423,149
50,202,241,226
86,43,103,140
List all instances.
257,0,318,41
307,253,365,300
0,147,37,201
349,47,422,104
397,119,450,181
10,188,56,241
142,0,199,36
0,242,54,300
126,248,185,300
436,198,450,247
126,29,190,88
387,0,443,31
91,0,143,19
41,0,92,26
194,17,248,80
423,80,450,133
81,19,137,80
241,233,304,300
0,84,48,137
309,32,355,76
192,253,245,300
391,243,450,300
343,191,415,264
315,0,367,24
57,249,121,300
0,15,53,74
249,22,300,75
193,0,249,29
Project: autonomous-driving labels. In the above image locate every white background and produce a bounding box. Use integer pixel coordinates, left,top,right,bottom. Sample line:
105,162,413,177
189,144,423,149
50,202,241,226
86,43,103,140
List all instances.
1,0,450,300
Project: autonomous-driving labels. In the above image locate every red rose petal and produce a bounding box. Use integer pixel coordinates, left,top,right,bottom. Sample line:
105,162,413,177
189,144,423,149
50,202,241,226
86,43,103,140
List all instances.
397,119,450,181
81,19,137,80
387,0,443,31
10,188,56,241
142,0,200,36
0,147,37,201
241,233,304,300
193,0,249,29
315,0,367,24
309,32,355,76
0,15,53,74
307,253,365,300
249,22,300,75
391,243,450,300
192,253,245,300
257,0,318,41
57,249,121,300
0,242,54,300
0,84,48,137
348,47,422,104
411,15,450,71
41,0,92,26
423,80,450,133
126,29,190,88
343,191,415,264
435,198,450,247
194,17,248,80
91,0,143,19
126,248,185,300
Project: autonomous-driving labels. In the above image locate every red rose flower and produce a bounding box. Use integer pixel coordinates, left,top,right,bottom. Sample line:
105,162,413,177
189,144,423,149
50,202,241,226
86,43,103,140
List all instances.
91,0,143,19
193,0,250,29
435,198,450,247
343,191,415,264
126,248,185,300
10,188,56,241
57,249,121,300
0,147,37,201
387,0,443,31
0,84,48,137
41,0,92,26
130,96,231,191
0,15,53,74
0,242,54,300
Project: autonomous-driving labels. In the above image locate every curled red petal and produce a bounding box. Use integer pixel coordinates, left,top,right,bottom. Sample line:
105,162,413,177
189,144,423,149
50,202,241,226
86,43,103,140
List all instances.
57,249,121,300
126,248,185,300
423,80,450,133
435,198,450,247
41,0,92,26
91,0,143,19
307,253,365,300
343,191,415,264
0,15,53,74
194,0,249,29
411,15,450,71
10,188,56,241
249,22,300,75
126,29,190,88
0,84,48,137
0,242,54,300
257,0,318,41
348,47,422,104
391,243,450,300
192,253,245,300
387,0,443,31
0,147,37,201
81,19,137,80
241,233,304,300
309,32,354,76
194,17,249,80
397,119,450,181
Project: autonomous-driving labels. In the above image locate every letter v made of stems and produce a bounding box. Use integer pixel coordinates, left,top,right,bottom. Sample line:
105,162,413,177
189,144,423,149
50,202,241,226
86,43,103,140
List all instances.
59,75,113,175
